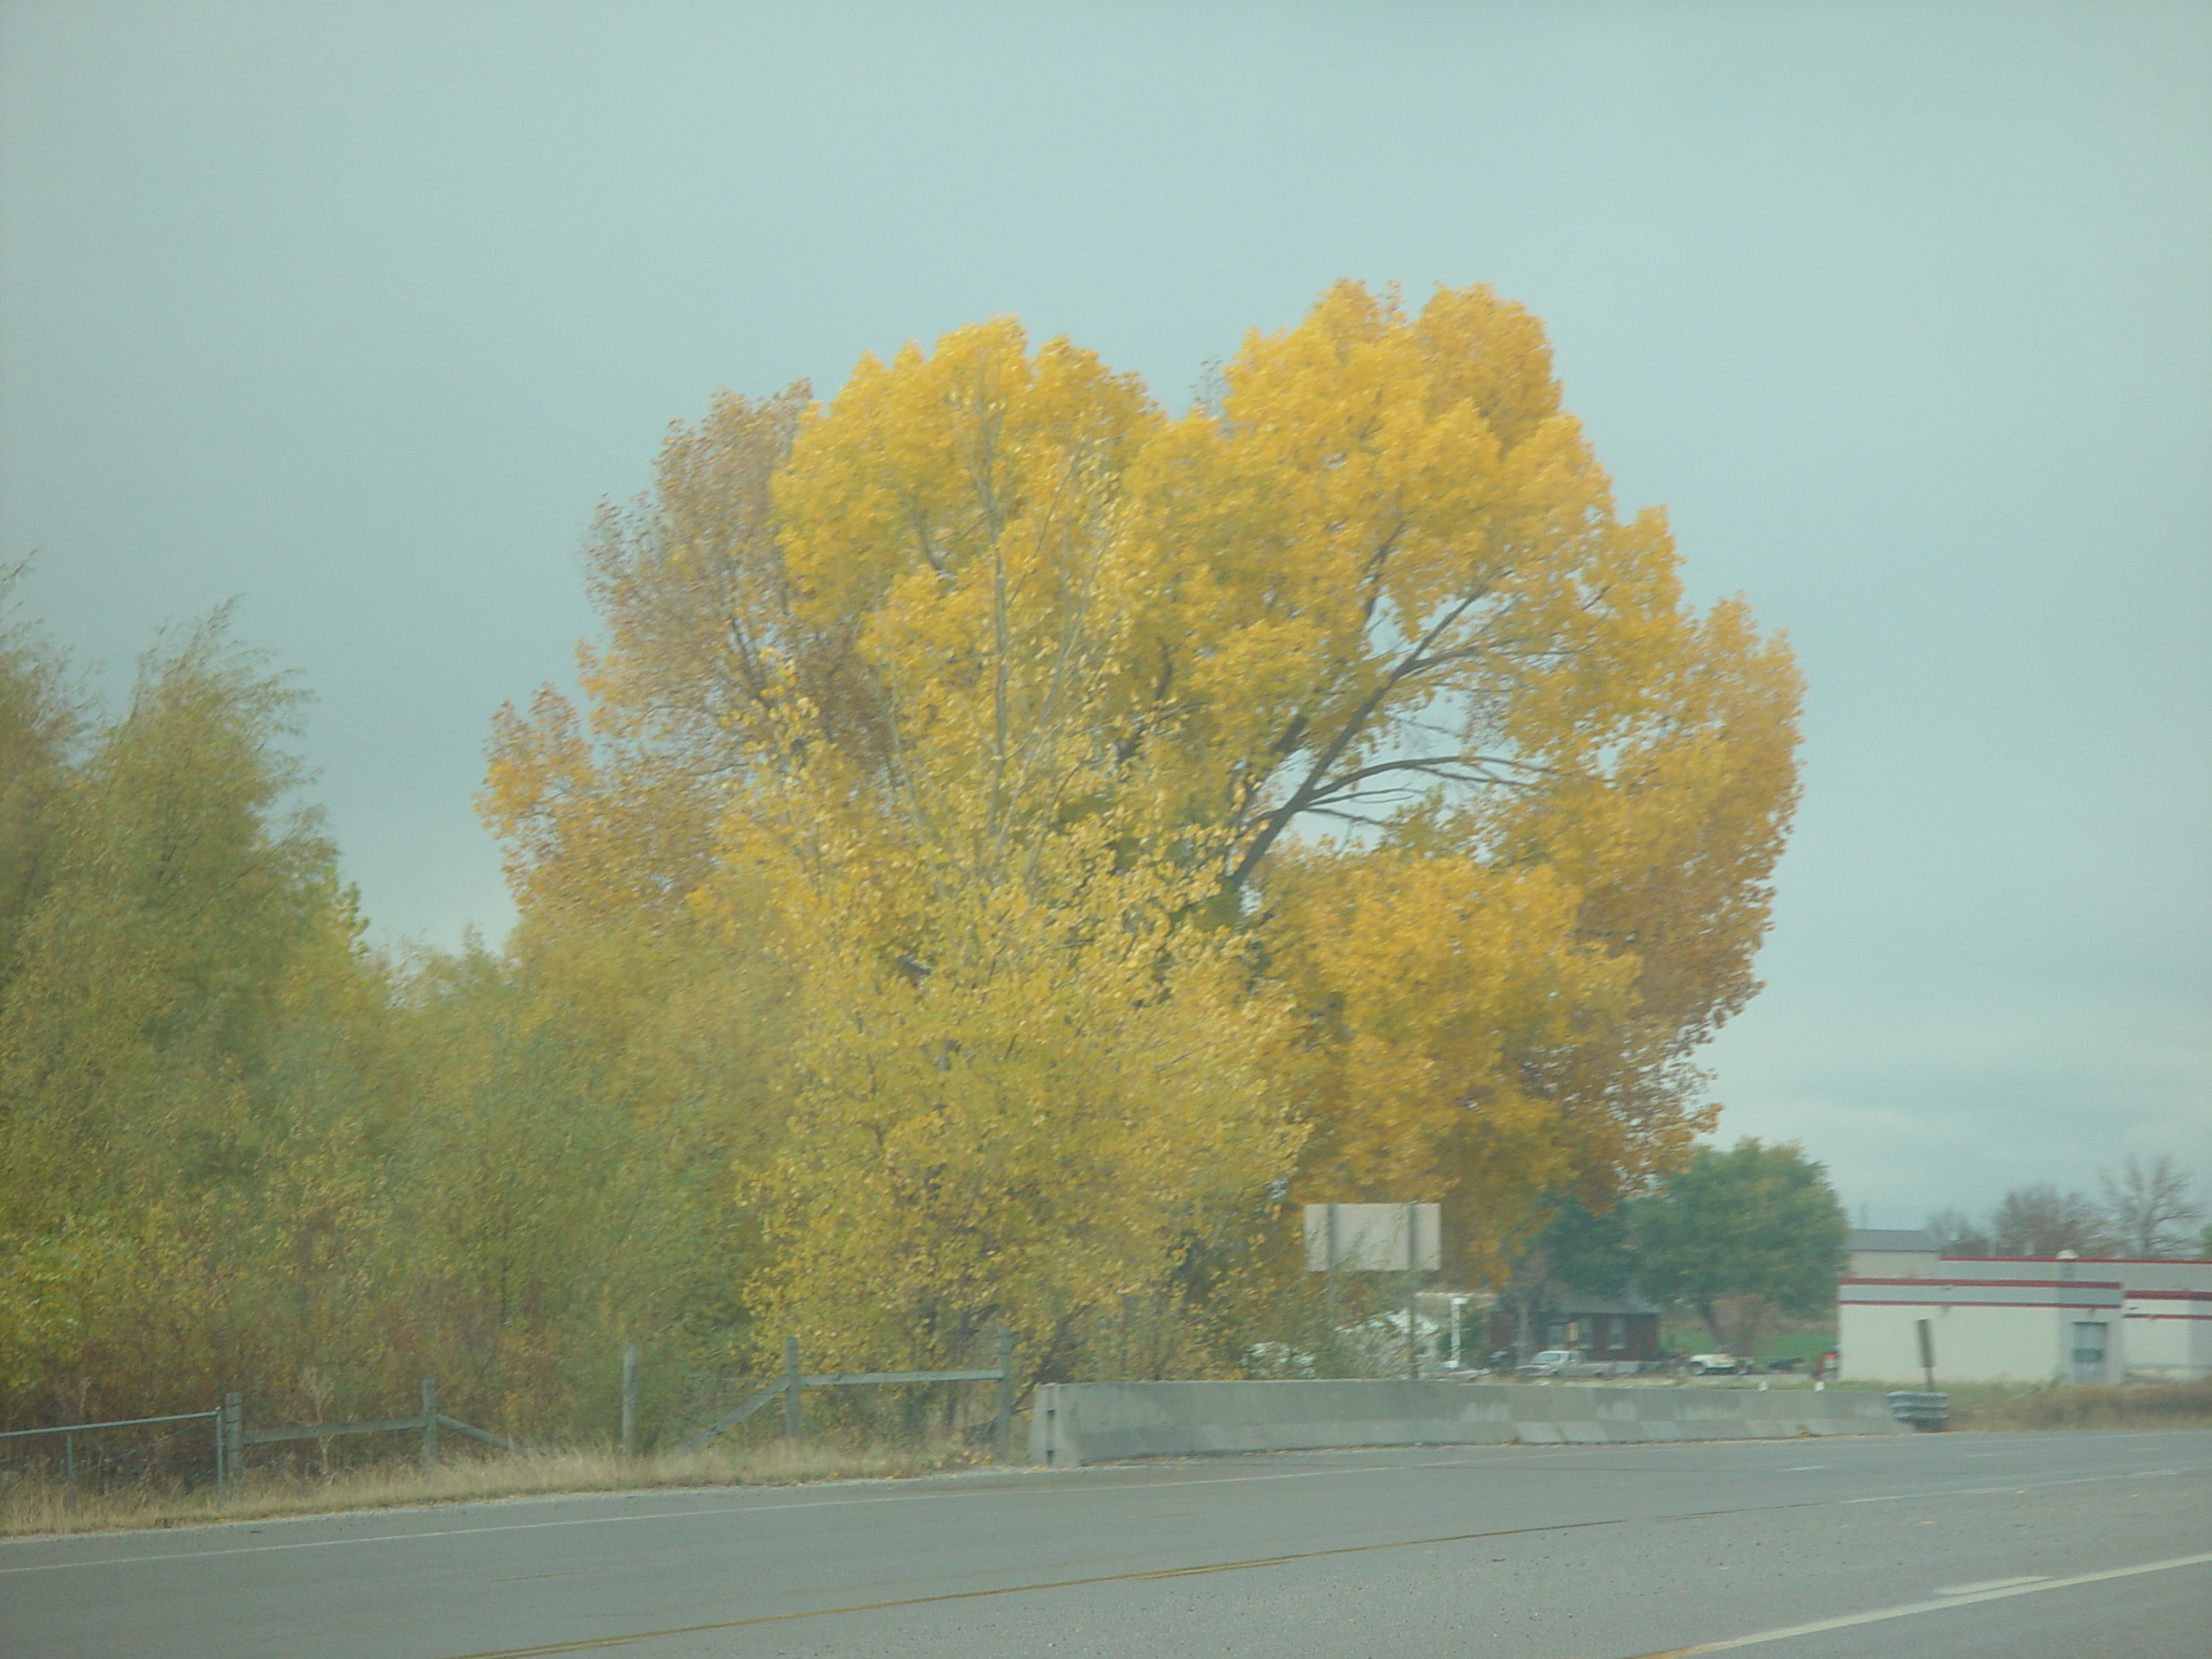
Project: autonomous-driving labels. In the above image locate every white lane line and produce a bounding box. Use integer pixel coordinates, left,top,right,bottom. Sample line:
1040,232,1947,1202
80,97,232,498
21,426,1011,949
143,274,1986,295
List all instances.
1840,1467,2180,1504
1935,1575,2048,1595
1636,1552,2212,1656
1777,1466,1827,1472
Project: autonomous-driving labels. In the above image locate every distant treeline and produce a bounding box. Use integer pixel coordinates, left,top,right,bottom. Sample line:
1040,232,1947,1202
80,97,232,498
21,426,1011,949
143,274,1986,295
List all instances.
1927,1158,2208,1261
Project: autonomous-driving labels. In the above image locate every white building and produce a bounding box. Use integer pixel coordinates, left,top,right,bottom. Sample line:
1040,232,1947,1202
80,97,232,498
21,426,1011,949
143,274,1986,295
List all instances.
1932,1255,2212,1294
1938,1256,2212,1380
1838,1275,2125,1385
2123,1287,2212,1379
1837,1236,2212,1382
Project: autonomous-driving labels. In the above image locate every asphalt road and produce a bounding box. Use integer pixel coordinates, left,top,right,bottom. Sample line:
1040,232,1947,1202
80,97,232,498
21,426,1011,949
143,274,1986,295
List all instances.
3,1429,2207,1658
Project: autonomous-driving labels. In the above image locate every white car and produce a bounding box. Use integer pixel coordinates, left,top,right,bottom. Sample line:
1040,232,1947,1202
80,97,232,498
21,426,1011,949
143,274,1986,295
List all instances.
1685,1352,1747,1376
1518,1349,1608,1379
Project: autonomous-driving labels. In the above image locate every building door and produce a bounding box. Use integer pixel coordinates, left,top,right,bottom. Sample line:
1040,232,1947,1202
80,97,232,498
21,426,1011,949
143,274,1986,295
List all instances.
2070,1322,2107,1383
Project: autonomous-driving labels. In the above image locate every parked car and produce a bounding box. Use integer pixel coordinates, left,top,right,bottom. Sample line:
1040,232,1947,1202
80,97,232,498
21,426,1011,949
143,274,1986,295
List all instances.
1517,1348,1609,1379
1684,1352,1748,1376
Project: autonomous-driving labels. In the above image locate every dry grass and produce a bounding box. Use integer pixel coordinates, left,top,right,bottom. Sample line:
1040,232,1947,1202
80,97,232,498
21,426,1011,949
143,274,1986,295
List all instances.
0,1437,994,1539
1942,1376,2212,1432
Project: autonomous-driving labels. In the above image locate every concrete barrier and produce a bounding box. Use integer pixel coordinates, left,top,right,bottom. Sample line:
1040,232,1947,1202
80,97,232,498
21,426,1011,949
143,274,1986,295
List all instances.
1027,1380,1907,1465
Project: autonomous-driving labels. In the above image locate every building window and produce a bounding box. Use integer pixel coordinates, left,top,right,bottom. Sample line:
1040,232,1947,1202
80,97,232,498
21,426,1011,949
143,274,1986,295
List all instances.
1605,1317,1626,1352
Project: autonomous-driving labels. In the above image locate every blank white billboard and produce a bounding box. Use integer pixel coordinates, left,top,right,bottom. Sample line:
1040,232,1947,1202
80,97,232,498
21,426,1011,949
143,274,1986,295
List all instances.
1302,1202,1441,1272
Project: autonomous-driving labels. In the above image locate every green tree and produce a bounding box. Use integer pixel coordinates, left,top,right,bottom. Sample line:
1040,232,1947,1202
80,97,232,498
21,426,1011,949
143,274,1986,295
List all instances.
0,613,341,1230
1497,1197,1639,1357
1527,1199,1638,1298
378,940,755,1437
1629,1138,1846,1352
0,613,394,1424
0,565,79,991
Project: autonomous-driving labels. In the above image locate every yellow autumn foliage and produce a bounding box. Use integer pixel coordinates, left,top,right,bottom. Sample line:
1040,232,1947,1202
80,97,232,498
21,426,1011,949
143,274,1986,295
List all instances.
0,283,1801,1446
484,279,1801,1371
726,807,1297,1378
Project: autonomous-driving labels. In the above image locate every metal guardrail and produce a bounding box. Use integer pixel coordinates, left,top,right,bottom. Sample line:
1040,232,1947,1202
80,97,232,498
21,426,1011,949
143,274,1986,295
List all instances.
1885,1389,1950,1430
682,1330,1017,1459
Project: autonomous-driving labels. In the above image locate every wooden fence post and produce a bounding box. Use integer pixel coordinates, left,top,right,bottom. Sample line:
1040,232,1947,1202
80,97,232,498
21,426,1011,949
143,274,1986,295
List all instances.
993,1325,1014,1462
420,1377,439,1472
782,1337,802,1443
222,1392,243,1498
620,1343,639,1459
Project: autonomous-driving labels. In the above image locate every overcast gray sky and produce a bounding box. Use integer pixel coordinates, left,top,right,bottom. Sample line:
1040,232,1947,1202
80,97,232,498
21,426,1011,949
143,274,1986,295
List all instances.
3,1,2207,1228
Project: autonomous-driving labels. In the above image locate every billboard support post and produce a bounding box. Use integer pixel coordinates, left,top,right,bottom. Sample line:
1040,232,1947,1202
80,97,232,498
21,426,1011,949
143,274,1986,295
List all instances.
1301,1203,1441,1379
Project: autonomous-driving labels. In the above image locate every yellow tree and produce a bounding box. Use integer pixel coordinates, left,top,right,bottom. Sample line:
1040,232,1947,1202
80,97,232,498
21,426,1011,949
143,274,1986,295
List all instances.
703,326,1298,1376
486,282,1800,1349
1108,283,1798,1274
727,805,1298,1379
